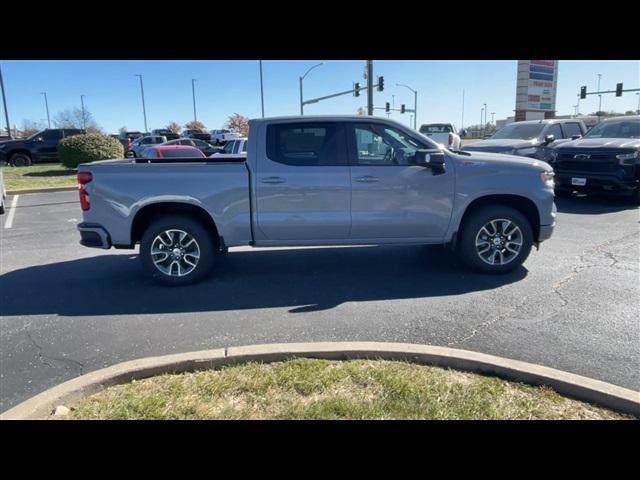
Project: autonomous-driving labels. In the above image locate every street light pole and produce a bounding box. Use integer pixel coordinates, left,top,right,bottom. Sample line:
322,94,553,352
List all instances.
135,75,148,133
491,112,495,124
41,92,51,129
0,64,11,138
80,94,86,130
636,92,639,114
480,107,484,137
597,73,602,120
191,78,197,122
259,61,265,118
396,83,418,129
299,62,324,115
367,60,373,116
461,89,465,131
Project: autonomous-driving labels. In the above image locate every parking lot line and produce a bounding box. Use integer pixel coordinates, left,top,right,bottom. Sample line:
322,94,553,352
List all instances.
3,195,19,229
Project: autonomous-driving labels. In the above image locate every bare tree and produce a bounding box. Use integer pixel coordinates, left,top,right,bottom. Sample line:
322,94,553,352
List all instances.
225,113,249,137
53,107,101,133
185,120,207,131
20,119,46,137
118,126,128,134
166,121,182,134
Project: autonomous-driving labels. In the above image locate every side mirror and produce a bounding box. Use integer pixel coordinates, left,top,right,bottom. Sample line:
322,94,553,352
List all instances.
571,134,582,140
543,134,555,145
35,136,44,142
414,150,446,175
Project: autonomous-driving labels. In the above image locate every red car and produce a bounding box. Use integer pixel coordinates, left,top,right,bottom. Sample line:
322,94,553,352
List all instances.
140,145,206,159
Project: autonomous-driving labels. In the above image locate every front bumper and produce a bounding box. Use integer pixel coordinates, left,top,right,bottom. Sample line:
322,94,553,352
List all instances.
555,171,638,194
78,222,112,249
538,202,556,243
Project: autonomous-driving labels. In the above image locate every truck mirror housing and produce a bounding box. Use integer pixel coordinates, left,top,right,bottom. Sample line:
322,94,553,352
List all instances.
414,150,446,175
543,134,555,145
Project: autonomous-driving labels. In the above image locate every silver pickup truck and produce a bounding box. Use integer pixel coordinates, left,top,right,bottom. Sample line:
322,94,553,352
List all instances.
77,116,556,285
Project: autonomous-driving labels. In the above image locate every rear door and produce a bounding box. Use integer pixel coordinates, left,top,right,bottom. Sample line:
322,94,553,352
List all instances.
255,121,351,241
347,122,454,240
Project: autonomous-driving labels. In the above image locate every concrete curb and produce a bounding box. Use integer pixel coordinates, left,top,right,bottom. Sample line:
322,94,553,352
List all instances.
6,186,77,195
2,342,638,419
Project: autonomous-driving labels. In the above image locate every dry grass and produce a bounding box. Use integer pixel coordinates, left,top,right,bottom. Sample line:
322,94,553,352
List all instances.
66,359,633,420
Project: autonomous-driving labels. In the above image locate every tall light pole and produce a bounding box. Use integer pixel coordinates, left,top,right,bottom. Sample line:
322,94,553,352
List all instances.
299,62,323,115
636,92,639,114
41,92,51,129
191,78,197,122
397,83,417,129
573,104,579,116
0,64,11,138
259,60,265,118
480,106,484,137
576,93,581,115
491,112,495,124
80,94,86,130
135,74,148,133
461,89,465,130
483,103,487,126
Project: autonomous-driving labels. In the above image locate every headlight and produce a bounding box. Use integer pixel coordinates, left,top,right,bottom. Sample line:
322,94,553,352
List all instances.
540,171,555,188
513,147,537,156
616,151,639,165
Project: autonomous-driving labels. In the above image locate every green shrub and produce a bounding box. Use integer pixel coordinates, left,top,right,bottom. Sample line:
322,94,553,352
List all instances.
59,134,124,169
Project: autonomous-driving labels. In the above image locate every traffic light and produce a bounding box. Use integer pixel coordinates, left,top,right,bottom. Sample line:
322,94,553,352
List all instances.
400,104,406,114
354,82,360,97
385,102,390,112
580,86,587,99
616,82,623,97
378,76,384,92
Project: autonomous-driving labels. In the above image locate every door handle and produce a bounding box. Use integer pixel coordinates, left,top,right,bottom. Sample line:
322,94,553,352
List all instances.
355,175,379,183
261,176,286,184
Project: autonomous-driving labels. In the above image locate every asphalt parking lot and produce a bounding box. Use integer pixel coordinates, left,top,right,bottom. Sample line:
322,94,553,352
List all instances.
1,190,638,411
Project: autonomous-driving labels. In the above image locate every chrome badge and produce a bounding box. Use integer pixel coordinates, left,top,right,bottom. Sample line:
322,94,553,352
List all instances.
573,154,591,159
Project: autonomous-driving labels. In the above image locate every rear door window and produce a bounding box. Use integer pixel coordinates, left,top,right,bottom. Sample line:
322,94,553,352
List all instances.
546,123,563,139
266,122,348,166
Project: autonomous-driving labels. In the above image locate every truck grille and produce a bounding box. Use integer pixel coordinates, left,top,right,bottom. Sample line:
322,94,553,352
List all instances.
555,150,632,175
557,159,618,173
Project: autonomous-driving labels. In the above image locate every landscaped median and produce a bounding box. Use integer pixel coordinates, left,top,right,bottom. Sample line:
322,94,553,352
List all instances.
2,164,77,192
2,343,638,420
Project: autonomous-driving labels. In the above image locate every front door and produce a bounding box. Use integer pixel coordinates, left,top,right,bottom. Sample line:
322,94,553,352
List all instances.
255,121,351,241
347,122,454,241
33,130,63,162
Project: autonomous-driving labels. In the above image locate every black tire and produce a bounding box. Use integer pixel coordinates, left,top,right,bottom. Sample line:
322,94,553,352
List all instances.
10,153,32,167
458,205,533,274
140,215,216,286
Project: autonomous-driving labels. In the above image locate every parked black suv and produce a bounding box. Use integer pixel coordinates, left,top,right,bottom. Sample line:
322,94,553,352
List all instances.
151,129,180,141
0,128,86,166
549,116,640,204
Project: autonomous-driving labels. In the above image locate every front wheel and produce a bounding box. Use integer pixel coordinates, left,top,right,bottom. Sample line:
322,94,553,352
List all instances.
10,153,32,167
140,215,216,286
458,206,533,274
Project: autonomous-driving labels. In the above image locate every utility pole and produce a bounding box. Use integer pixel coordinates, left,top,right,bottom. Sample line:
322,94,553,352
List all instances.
483,103,487,126
299,62,323,115
480,106,484,137
491,112,495,124
597,73,602,116
636,92,640,114
191,78,197,122
259,61,265,118
80,95,86,130
41,92,51,129
0,64,11,138
367,60,373,115
135,75,148,132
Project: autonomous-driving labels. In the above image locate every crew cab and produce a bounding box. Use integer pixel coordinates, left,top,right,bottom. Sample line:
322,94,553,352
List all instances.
0,128,86,166
549,116,640,204
462,119,586,161
418,123,462,150
76,116,556,285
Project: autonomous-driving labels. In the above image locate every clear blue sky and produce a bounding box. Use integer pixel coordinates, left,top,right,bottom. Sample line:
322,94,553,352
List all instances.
1,60,638,133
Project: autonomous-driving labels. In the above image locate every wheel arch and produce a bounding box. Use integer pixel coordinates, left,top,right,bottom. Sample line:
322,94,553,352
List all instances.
130,202,222,249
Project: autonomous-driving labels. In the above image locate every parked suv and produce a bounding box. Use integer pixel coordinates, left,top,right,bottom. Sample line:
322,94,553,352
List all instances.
0,128,86,166
181,129,212,142
462,119,586,161
130,135,167,157
549,116,640,204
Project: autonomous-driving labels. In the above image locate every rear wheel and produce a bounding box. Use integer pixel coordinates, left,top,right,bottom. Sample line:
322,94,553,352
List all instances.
140,215,216,286
458,206,533,274
10,153,32,167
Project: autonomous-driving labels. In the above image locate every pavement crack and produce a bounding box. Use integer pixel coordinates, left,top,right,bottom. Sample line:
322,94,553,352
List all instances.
24,331,84,374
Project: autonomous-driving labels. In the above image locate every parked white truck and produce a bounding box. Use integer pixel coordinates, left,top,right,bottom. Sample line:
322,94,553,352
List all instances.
77,116,556,285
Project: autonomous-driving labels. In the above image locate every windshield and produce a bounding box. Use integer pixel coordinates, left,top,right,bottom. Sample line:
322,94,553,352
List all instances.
583,119,640,139
420,124,452,134
491,123,545,140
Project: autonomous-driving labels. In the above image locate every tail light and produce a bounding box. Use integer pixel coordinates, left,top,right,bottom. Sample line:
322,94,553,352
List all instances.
448,133,453,146
78,172,92,211
127,138,132,151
